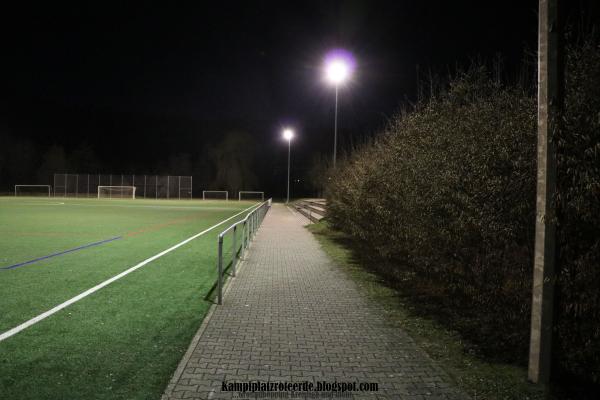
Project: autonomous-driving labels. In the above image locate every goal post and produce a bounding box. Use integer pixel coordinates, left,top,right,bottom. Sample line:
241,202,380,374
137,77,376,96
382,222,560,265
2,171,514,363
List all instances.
14,185,52,197
98,186,136,199
238,191,265,201
202,190,229,201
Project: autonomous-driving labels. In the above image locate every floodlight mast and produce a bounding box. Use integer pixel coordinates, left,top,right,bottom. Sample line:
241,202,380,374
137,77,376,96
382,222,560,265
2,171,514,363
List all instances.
283,128,294,203
333,86,339,168
324,54,353,168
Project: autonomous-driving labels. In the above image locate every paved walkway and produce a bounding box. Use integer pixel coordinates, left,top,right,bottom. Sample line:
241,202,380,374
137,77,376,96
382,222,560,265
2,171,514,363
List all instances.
163,204,468,399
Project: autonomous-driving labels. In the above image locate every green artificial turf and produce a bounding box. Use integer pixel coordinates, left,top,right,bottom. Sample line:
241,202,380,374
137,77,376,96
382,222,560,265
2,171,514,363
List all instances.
0,196,258,399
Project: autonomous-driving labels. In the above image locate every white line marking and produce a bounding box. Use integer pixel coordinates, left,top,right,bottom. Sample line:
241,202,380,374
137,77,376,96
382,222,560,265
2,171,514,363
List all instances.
21,202,65,206
67,203,239,211
46,201,242,211
0,203,259,343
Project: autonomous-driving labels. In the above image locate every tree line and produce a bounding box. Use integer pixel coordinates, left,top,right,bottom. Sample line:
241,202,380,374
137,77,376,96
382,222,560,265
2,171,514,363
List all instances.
0,131,260,196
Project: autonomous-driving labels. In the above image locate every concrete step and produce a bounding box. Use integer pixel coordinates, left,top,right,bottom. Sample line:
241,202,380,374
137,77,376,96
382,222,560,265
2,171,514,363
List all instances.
293,204,323,223
300,203,326,216
304,199,327,207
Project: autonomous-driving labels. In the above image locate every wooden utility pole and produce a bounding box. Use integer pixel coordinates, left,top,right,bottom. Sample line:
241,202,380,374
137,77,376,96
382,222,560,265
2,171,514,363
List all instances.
529,0,563,384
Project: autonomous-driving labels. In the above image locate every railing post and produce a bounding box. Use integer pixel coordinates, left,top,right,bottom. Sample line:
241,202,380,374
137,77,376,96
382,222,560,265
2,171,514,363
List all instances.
232,225,237,277
241,221,245,251
217,235,224,305
214,200,270,306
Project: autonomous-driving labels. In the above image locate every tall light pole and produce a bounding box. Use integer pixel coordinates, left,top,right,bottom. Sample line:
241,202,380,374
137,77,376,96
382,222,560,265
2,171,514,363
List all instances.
529,0,562,385
283,128,294,203
334,85,339,168
324,51,354,168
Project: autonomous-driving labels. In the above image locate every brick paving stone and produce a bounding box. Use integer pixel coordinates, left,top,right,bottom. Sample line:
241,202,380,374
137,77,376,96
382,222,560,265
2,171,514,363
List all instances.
163,204,469,400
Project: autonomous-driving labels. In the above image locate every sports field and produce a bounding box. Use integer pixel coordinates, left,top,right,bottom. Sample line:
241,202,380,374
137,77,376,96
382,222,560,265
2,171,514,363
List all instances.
0,197,258,399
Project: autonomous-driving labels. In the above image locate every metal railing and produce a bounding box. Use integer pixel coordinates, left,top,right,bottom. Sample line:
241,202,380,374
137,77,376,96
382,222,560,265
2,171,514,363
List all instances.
215,199,272,304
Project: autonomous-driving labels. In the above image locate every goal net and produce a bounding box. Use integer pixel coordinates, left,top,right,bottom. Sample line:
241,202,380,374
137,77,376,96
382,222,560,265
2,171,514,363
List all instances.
98,186,136,199
14,185,52,197
238,191,264,201
202,190,228,200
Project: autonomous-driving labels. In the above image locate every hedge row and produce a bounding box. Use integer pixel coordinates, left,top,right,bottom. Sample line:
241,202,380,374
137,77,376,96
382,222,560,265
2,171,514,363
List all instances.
326,42,599,384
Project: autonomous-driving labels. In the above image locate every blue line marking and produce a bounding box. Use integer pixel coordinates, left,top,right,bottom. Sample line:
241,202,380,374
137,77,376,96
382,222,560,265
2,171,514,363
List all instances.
1,236,123,270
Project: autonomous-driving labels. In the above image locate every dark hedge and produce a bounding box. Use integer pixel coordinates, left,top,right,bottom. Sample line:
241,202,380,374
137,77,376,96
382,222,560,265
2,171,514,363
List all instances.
326,42,599,385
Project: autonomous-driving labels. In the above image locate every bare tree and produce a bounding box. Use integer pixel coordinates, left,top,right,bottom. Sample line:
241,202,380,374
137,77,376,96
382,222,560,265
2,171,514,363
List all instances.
209,131,258,193
36,145,67,184
308,153,331,198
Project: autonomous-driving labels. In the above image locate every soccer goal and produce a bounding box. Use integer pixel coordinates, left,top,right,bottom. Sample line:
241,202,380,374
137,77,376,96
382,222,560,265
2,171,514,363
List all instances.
202,190,228,201
98,186,136,199
238,191,264,201
14,185,52,197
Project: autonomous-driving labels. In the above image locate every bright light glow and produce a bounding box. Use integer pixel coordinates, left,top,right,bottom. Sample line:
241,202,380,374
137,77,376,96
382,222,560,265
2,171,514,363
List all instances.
283,128,294,141
326,61,350,84
323,49,355,86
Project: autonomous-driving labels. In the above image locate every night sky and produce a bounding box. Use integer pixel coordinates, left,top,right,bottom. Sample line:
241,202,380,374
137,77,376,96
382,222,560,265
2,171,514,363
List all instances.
1,1,595,197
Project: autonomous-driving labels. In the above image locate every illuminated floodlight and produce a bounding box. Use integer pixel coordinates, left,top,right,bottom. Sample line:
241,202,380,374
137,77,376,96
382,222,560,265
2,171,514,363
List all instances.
283,128,294,141
282,127,295,203
326,60,350,84
323,49,355,168
324,49,355,86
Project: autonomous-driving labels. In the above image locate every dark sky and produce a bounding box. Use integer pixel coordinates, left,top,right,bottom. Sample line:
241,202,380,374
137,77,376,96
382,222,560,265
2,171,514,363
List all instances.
1,0,595,195
3,1,539,116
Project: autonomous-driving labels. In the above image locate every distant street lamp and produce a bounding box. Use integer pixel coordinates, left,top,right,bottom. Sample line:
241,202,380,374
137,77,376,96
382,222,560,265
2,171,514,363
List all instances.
324,50,354,168
283,128,294,203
